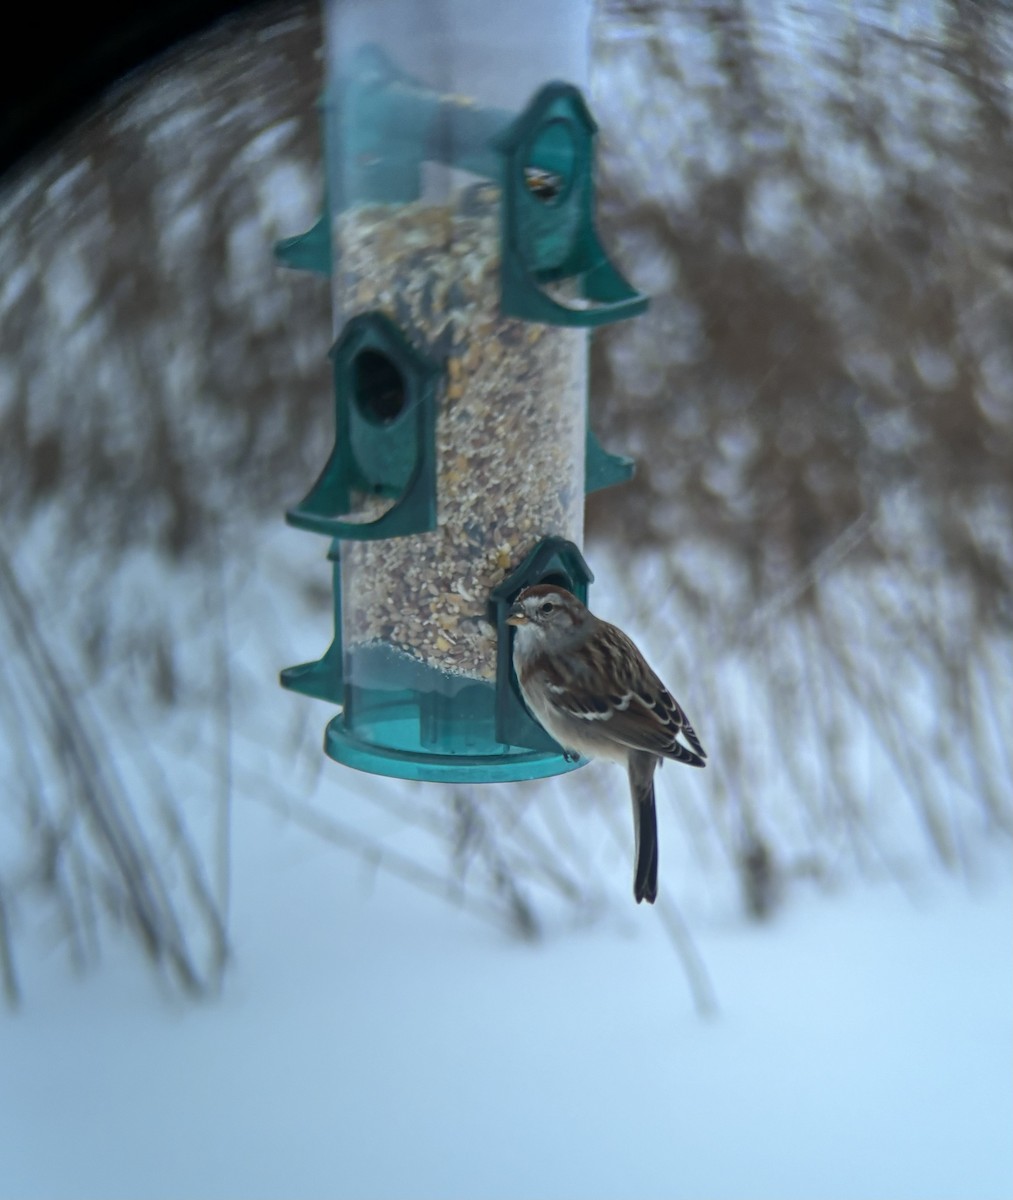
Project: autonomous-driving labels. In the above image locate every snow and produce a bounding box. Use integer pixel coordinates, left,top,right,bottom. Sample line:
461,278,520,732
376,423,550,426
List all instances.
2,794,1009,1200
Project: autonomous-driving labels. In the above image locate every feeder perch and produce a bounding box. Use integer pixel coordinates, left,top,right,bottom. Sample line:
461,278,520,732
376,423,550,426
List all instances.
287,312,440,540
278,0,649,782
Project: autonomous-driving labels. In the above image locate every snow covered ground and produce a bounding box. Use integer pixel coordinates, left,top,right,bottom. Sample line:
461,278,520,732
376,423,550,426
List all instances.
2,777,1009,1200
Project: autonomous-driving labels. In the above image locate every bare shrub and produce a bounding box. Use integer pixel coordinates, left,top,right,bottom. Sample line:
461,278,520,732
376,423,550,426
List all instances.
1,0,1009,1007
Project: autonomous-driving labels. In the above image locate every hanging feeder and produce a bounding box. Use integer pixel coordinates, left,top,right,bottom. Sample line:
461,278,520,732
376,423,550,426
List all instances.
278,0,649,782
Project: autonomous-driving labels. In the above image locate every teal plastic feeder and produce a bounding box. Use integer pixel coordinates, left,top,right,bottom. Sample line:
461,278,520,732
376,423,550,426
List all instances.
279,0,649,783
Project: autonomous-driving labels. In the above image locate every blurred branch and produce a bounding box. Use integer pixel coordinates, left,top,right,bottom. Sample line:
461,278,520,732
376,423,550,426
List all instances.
250,786,518,933
0,538,223,997
0,882,20,1010
595,798,718,1018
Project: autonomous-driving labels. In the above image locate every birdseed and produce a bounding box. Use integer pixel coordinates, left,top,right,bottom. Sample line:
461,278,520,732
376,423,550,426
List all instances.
332,186,586,682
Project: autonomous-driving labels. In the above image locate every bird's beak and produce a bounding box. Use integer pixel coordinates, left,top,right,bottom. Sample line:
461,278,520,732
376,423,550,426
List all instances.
506,603,528,626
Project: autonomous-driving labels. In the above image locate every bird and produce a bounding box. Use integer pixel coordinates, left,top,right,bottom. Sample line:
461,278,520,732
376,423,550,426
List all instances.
506,584,706,904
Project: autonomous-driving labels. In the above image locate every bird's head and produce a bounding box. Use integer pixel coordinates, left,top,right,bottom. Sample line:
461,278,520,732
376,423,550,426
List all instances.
506,584,590,650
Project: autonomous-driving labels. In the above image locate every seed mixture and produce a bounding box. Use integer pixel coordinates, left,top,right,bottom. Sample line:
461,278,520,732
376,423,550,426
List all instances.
333,186,586,682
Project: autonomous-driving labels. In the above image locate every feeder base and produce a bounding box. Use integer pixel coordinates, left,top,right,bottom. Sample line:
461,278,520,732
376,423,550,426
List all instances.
324,714,587,783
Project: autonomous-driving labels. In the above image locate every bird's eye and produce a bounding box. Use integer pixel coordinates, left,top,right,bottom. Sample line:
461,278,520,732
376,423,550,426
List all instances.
539,601,555,615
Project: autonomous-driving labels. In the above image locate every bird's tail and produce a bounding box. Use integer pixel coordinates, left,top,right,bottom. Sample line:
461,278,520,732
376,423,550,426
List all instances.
628,755,659,904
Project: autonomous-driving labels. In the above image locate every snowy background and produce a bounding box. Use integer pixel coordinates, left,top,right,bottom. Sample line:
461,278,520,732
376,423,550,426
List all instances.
3,819,1010,1200
1,1,1011,1198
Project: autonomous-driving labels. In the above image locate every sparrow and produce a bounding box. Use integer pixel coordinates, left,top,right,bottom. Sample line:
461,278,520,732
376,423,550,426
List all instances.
506,584,706,904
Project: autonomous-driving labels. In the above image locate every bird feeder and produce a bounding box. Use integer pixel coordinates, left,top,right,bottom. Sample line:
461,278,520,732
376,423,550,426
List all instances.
278,0,649,782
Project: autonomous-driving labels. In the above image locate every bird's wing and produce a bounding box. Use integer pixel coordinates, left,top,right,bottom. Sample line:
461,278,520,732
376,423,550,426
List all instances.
600,689,707,766
543,623,707,767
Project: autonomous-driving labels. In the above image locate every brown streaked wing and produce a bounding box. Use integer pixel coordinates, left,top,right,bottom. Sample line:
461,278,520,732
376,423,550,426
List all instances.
532,622,707,765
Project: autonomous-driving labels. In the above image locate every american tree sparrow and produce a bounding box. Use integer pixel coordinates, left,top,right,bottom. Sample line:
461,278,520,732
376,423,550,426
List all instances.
506,584,706,904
